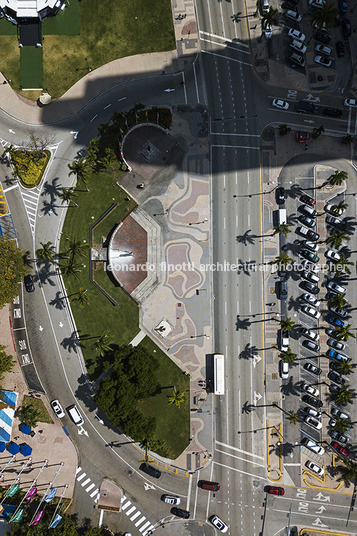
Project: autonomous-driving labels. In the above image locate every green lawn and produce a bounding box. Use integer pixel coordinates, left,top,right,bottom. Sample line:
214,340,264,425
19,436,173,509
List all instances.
20,47,43,89
22,395,53,424
0,0,175,99
42,0,80,35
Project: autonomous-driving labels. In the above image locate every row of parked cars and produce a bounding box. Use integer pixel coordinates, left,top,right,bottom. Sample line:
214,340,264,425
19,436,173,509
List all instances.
275,190,353,473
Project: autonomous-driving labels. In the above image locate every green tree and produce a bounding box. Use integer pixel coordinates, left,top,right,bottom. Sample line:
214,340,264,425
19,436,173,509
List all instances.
333,417,352,435
70,287,90,308
0,236,30,308
279,317,295,331
334,324,356,342
102,147,117,169
168,388,186,408
336,460,357,484
328,293,348,310
330,383,355,406
91,332,113,357
326,231,350,249
312,125,325,139
86,137,101,167
333,253,354,276
58,187,78,207
327,170,348,186
273,251,293,268
66,236,89,261
279,347,297,364
336,358,355,375
309,2,338,30
68,157,90,192
279,124,291,136
36,240,56,263
0,345,14,380
272,223,291,237
59,259,82,279
286,410,299,424
342,134,354,145
262,6,279,25
18,403,41,429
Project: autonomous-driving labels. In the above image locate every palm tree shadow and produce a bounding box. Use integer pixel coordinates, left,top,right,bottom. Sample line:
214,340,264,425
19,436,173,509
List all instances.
49,291,66,310
280,378,303,396
236,230,256,245
287,295,301,313
40,199,59,216
236,316,251,330
41,177,61,203
237,259,256,276
291,184,305,198
343,217,357,235
61,331,81,353
239,343,259,359
37,264,57,287
242,401,255,414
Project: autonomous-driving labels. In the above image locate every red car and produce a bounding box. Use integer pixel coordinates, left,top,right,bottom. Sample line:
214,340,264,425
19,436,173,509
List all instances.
300,194,316,206
331,441,349,457
266,486,285,496
295,131,311,143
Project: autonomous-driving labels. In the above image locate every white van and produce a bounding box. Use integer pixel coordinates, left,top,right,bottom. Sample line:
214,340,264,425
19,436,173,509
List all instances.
67,404,84,426
278,208,287,225
262,0,270,12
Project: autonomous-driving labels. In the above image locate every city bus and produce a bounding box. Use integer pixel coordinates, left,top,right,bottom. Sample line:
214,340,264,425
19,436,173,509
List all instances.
214,354,225,395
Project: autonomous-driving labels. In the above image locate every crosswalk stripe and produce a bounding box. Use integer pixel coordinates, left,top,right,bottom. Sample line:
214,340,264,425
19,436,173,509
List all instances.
76,467,82,475
77,473,86,481
122,501,131,511
142,524,155,535
121,495,127,502
90,488,99,498
135,516,146,527
86,483,95,492
126,506,136,516
130,511,141,521
81,478,91,487
139,521,151,533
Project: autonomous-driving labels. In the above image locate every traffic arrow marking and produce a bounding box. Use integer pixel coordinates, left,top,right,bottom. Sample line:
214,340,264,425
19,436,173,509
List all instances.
78,426,88,436
39,326,43,331
8,129,15,134
70,131,79,139
253,391,262,405
252,354,262,368
59,322,63,328
312,517,329,528
144,482,156,491
305,94,320,102
164,88,175,92
304,120,314,124
313,492,330,502
316,505,327,514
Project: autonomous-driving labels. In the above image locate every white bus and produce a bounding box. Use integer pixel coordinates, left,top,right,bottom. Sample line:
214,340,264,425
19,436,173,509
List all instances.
214,354,225,395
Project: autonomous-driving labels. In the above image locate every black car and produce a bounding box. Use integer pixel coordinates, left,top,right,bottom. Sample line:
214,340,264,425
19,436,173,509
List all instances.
299,281,319,295
330,382,342,394
328,371,346,384
304,362,322,375
314,31,331,44
300,249,319,263
323,108,342,118
24,274,35,292
336,41,345,57
342,19,351,39
330,430,349,444
277,280,288,300
298,215,316,228
329,360,341,372
171,507,190,519
302,394,323,408
139,463,161,478
276,187,285,205
302,340,320,353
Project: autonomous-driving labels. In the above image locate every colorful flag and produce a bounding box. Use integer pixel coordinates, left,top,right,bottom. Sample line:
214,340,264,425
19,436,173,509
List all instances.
49,514,62,529
45,487,57,503
11,509,24,522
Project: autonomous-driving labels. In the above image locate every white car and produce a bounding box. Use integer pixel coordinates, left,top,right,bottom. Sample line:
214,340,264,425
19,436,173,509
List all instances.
288,28,305,41
306,460,324,476
272,99,289,110
302,328,319,341
285,9,302,21
325,203,344,216
326,249,341,262
301,270,320,284
263,21,273,38
290,39,307,53
315,44,332,55
279,360,289,379
302,383,319,397
327,281,346,294
303,240,319,252
344,99,357,107
300,293,320,307
304,415,322,430
314,55,332,67
301,437,325,455
162,495,181,505
210,515,229,533
304,407,321,418
50,399,65,419
309,0,326,7
301,305,321,319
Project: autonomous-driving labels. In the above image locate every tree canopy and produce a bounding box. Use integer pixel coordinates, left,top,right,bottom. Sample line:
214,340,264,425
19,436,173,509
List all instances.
94,345,160,441
0,236,29,308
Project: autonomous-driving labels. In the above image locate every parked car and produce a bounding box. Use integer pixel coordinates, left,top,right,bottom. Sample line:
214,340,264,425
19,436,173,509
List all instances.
302,240,319,252
344,98,357,107
314,31,331,44
301,270,320,283
326,328,347,341
302,383,319,397
326,314,346,328
285,9,302,20
279,360,289,379
300,294,320,307
342,18,352,39
300,281,319,294
336,40,345,56
326,250,341,262
327,281,346,294
327,338,346,351
265,486,285,495
326,214,342,227
327,348,348,362
302,339,320,352
339,0,347,12
288,29,305,41
24,274,35,293
278,329,290,352
298,205,318,218
301,437,325,455
325,203,345,216
162,495,181,504
309,0,326,7
304,415,322,430
330,430,349,443
302,305,321,319
314,55,332,67
290,39,307,53
323,108,342,118
329,305,348,318
306,461,324,476
300,249,319,263
331,441,349,457
304,407,321,418
297,226,319,240
50,399,65,418
315,43,332,55
300,194,316,205
328,370,346,384
276,187,285,205
272,99,289,110
299,215,316,228
171,507,190,519
302,328,319,341
263,20,273,38
209,515,229,533
303,362,322,376
140,464,161,478
331,407,349,420
302,394,323,408
277,280,288,300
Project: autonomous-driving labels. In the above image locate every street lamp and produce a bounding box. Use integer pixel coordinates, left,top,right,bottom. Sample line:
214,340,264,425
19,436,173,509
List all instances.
153,210,168,216
190,334,210,339
85,57,92,72
189,218,208,225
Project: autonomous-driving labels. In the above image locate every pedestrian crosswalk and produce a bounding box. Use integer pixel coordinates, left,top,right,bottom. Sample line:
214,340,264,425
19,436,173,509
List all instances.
121,495,155,535
20,187,41,236
76,467,100,503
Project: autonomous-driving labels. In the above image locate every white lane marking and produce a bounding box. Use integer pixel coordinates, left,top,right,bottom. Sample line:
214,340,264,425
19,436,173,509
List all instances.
76,467,82,475
236,215,238,227
77,472,86,481
211,144,260,149
215,448,265,467
270,508,357,523
118,97,127,102
122,501,132,511
81,478,91,487
90,114,98,123
200,30,249,47
192,61,200,103
214,460,266,479
182,72,187,104
90,488,99,498
130,511,141,521
3,184,18,193
140,522,152,533
86,483,95,492
135,516,147,527
224,217,226,230
216,440,264,460
225,302,227,315
104,104,112,109
202,48,252,67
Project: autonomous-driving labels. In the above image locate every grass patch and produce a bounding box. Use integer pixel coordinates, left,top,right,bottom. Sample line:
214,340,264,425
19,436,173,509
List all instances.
20,46,43,89
0,36,20,89
138,337,190,459
42,0,80,35
21,395,52,424
0,19,17,35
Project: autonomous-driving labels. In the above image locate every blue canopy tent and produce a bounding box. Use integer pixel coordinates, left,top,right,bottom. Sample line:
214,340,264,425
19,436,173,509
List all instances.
20,444,32,457
0,442,6,453
8,442,20,455
19,423,31,435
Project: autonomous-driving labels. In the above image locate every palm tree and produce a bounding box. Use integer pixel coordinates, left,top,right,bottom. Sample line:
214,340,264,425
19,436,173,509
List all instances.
272,223,291,237
91,332,113,357
36,240,56,263
19,404,41,429
58,187,78,207
326,231,350,249
328,294,348,310
103,147,117,169
286,410,299,425
336,358,355,375
330,383,355,406
309,2,339,30
279,348,297,364
59,259,82,279
262,6,279,25
334,324,356,342
68,157,90,192
312,125,325,139
327,170,348,186
333,417,352,435
334,200,349,214
66,236,89,261
279,317,295,331
336,460,357,484
70,287,90,308
335,253,354,275
168,388,186,408
279,124,291,136
342,134,354,145
273,251,293,269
